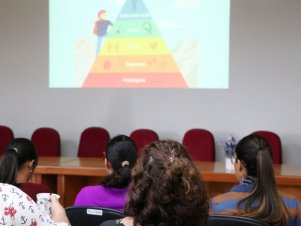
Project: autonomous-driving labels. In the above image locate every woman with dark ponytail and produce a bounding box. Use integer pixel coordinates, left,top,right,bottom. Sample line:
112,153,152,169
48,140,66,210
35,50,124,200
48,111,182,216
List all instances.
211,134,301,226
74,135,137,211
0,138,50,201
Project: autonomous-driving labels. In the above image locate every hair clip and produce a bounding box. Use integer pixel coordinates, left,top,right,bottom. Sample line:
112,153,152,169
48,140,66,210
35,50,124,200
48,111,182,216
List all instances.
169,156,175,163
121,161,130,167
12,148,18,153
168,148,176,163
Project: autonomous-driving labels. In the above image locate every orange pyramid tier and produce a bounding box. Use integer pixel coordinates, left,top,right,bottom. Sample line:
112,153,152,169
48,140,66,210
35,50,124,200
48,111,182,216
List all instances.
90,55,180,74
83,72,187,88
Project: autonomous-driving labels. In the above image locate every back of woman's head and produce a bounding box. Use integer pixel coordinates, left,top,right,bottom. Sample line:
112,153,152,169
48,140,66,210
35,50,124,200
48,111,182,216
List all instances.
235,134,272,177
0,138,38,184
125,140,209,226
236,134,288,226
102,135,137,188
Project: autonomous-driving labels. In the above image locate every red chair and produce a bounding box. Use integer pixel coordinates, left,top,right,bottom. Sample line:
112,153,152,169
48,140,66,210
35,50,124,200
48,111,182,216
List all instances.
0,125,14,155
252,130,282,164
77,127,110,158
31,127,61,156
182,129,215,161
130,129,159,155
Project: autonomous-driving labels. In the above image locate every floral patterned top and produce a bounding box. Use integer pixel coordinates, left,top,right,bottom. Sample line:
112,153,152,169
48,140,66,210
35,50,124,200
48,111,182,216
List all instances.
0,183,68,226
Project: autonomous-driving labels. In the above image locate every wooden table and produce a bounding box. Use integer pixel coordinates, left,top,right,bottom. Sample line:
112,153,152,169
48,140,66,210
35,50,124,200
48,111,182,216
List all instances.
32,157,301,207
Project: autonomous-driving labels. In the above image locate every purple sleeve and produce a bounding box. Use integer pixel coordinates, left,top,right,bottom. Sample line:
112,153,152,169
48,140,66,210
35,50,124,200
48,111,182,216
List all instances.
73,187,89,206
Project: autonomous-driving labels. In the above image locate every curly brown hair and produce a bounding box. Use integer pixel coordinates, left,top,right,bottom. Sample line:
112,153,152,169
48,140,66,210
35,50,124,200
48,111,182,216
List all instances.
124,140,209,226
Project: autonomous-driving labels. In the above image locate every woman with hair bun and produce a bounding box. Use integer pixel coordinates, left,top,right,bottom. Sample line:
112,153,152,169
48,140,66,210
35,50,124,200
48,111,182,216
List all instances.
211,134,301,226
101,140,209,226
0,138,51,201
74,135,137,211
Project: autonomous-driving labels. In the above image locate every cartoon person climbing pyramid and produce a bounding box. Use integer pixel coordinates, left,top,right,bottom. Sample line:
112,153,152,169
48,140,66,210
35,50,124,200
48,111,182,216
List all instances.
93,9,113,55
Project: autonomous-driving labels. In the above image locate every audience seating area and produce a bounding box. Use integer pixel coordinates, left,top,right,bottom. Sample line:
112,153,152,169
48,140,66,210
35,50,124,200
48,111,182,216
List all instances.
0,125,293,225
0,125,283,161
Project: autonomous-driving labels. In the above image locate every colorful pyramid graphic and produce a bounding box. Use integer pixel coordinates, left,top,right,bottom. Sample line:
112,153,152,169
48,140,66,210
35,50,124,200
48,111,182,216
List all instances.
83,0,187,88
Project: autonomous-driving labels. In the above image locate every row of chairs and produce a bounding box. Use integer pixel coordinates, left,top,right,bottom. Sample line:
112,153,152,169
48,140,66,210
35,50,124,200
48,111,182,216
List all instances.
65,206,269,226
0,125,282,163
0,126,61,156
0,126,156,157
181,129,281,163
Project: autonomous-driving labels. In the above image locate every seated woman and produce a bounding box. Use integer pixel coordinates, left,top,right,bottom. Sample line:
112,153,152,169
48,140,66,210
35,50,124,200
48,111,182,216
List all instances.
74,135,137,211
0,183,70,225
101,140,209,226
0,138,51,201
211,134,301,226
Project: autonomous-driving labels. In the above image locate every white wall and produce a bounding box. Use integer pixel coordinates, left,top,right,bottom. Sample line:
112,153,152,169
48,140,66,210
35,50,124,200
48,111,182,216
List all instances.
0,0,301,163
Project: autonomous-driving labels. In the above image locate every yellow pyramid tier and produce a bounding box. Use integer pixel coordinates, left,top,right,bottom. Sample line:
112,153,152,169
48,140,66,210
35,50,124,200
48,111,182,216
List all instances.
99,37,170,56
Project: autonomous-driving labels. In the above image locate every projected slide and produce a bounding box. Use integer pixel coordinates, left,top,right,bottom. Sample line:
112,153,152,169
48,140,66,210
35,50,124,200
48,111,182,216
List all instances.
50,0,230,88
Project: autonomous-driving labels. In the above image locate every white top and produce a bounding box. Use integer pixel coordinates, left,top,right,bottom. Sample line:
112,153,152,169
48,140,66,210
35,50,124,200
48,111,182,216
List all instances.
0,183,69,226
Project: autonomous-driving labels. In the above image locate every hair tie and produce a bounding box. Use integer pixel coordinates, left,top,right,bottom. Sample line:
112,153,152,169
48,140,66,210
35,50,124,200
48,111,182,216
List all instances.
121,161,130,167
12,148,18,153
257,146,268,152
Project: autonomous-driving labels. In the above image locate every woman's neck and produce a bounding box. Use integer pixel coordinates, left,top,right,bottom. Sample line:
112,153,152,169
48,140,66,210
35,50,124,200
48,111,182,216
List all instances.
16,170,30,184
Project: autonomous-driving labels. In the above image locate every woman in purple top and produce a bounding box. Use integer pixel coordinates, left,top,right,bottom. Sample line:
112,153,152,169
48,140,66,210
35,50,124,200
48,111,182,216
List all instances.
74,135,137,211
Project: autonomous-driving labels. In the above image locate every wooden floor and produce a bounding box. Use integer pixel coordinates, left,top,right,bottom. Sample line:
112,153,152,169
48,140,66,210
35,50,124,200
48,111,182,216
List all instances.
32,157,301,207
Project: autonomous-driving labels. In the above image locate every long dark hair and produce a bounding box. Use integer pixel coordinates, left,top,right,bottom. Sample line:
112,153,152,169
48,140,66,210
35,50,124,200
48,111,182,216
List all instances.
101,135,137,188
0,138,38,185
125,140,209,226
236,134,288,226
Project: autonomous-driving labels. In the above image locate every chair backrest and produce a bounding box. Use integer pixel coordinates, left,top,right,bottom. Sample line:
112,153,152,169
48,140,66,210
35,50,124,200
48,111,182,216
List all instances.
77,127,110,157
208,214,271,226
65,206,125,226
252,130,282,164
182,129,215,161
31,127,61,156
129,129,159,155
0,125,14,155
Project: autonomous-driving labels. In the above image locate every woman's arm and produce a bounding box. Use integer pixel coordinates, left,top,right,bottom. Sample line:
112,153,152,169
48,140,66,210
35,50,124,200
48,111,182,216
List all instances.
50,194,70,224
1,183,69,226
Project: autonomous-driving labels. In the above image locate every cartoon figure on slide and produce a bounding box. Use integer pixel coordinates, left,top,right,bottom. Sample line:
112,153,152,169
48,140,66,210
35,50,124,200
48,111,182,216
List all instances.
93,9,113,55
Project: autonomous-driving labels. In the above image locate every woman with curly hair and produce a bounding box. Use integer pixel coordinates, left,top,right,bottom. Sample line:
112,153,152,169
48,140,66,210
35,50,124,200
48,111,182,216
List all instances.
101,140,209,226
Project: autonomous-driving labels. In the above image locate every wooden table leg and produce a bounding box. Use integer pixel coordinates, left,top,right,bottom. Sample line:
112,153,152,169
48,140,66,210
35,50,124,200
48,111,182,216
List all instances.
57,175,66,206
